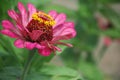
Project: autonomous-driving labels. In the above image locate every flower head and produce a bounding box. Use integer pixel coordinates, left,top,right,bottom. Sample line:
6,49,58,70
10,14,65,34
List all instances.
1,2,76,56
103,37,112,46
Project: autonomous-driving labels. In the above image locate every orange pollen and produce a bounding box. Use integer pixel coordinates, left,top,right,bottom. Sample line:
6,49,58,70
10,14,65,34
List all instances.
32,11,55,26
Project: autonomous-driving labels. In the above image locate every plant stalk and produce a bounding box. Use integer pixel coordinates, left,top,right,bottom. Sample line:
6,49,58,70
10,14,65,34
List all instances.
20,49,35,80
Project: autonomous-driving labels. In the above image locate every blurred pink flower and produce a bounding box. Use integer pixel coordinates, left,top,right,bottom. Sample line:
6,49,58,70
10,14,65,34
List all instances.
95,13,111,30
1,2,76,56
103,37,112,46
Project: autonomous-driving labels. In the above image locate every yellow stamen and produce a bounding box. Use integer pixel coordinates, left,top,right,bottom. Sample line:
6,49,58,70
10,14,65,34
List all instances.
32,12,55,26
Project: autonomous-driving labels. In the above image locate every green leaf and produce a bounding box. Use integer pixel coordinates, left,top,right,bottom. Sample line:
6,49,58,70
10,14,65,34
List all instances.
78,62,103,80
39,65,83,80
0,66,22,80
26,73,51,80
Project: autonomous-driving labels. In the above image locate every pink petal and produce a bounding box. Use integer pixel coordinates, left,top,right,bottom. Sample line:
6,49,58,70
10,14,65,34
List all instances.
14,39,24,48
53,46,61,52
24,42,36,50
64,22,75,28
53,22,76,41
36,43,45,49
16,24,24,31
29,30,43,41
18,2,28,26
48,10,58,19
60,28,76,37
53,22,74,33
38,47,52,56
54,13,66,28
53,27,76,41
55,42,73,47
2,20,15,30
8,10,20,22
1,29,18,38
27,3,37,21
104,37,112,46
8,10,25,30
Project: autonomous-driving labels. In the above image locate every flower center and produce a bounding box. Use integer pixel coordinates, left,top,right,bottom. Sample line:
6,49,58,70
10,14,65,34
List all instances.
26,11,56,42
32,12,55,26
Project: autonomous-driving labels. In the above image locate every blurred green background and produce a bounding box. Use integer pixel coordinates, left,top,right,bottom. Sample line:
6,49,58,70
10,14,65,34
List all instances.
0,0,120,80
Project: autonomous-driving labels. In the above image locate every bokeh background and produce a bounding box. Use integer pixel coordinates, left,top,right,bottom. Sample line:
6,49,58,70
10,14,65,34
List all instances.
0,0,120,80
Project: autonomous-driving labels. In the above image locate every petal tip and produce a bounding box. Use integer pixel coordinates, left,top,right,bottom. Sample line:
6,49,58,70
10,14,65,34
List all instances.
38,47,52,56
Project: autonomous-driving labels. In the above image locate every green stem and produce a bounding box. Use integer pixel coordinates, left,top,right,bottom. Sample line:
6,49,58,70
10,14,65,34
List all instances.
20,49,35,80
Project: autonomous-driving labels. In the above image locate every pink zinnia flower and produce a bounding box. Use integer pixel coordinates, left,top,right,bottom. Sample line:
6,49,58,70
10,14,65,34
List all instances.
1,2,76,56
103,37,112,46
